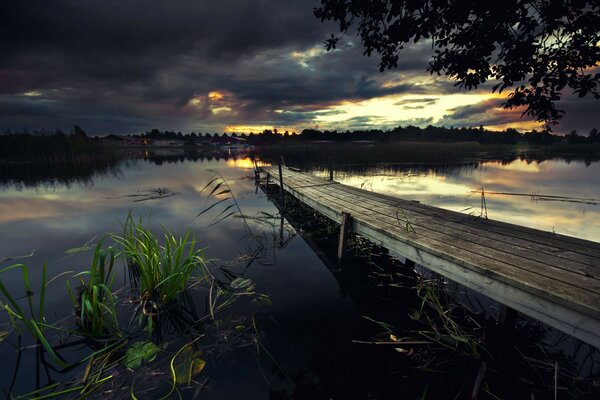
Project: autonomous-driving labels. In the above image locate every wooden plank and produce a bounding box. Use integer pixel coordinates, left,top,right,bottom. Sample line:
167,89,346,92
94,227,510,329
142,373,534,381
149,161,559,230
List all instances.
265,166,600,267
318,184,600,278
298,185,600,305
334,181,600,256
264,166,600,257
297,182,599,286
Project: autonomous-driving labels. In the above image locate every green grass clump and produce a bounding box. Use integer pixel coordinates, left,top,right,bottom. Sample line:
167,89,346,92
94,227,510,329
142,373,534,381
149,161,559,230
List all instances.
68,242,120,338
112,215,209,306
0,263,68,367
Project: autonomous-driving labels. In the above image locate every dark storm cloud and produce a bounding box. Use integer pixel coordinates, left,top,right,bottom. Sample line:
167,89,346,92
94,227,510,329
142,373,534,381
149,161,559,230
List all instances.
0,0,440,133
437,99,522,128
5,1,595,134
553,93,600,135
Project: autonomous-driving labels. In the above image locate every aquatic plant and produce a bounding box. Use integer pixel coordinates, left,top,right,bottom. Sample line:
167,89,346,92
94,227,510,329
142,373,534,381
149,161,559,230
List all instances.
196,171,254,236
411,280,483,357
112,215,210,308
68,242,120,338
0,263,68,367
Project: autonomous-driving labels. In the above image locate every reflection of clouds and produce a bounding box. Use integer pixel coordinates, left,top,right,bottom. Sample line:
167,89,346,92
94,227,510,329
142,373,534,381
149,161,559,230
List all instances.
336,160,600,242
340,173,474,199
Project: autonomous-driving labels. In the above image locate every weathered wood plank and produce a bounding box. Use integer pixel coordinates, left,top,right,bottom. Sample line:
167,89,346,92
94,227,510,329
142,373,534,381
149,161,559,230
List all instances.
316,184,600,278
335,182,600,256
267,166,600,256
297,184,600,304
265,166,600,267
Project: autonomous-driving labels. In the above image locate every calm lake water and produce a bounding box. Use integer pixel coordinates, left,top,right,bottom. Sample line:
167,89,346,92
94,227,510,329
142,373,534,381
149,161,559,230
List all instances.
1,145,599,399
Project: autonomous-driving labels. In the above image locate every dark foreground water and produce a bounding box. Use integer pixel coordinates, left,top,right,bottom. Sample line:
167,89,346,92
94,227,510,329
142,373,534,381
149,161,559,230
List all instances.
1,144,599,399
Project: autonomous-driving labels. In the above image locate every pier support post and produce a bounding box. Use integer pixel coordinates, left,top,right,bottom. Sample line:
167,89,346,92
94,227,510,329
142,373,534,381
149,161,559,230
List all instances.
328,157,334,181
498,305,517,327
337,212,351,264
253,158,259,182
278,158,286,211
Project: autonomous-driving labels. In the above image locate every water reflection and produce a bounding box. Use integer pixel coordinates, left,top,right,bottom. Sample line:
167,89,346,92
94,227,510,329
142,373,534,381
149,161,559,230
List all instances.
1,147,599,398
321,158,600,241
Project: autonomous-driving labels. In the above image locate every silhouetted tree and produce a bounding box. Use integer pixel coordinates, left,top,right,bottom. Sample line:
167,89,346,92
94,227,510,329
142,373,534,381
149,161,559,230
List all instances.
71,125,87,138
314,1,600,128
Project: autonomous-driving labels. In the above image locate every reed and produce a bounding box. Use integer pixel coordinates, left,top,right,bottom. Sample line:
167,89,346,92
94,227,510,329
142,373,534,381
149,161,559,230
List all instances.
0,263,68,367
69,242,120,338
112,215,210,307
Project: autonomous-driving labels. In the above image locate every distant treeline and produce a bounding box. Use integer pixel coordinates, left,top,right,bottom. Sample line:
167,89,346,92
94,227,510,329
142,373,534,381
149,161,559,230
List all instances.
270,126,600,145
0,126,115,162
4,125,600,148
135,125,600,145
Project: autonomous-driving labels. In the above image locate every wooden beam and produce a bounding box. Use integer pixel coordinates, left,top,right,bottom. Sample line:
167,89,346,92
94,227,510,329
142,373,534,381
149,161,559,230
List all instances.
278,159,286,211
337,212,351,263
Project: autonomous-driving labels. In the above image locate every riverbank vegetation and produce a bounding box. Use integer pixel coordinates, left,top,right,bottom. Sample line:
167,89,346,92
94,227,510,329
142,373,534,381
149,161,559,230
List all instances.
0,216,261,399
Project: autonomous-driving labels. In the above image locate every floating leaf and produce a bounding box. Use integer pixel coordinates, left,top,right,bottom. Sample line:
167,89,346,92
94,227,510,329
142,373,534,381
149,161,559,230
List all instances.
174,345,206,385
0,330,9,342
395,347,408,353
252,295,272,305
230,278,252,289
126,341,160,369
235,325,246,332
64,244,94,255
390,334,398,342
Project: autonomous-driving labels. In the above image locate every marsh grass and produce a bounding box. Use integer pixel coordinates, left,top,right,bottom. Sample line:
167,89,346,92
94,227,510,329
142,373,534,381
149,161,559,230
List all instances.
112,215,210,308
0,213,266,399
68,242,120,338
411,280,483,357
0,262,68,368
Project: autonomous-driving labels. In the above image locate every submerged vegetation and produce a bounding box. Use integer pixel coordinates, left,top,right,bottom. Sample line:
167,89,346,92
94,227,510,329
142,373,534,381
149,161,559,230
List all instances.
0,216,261,398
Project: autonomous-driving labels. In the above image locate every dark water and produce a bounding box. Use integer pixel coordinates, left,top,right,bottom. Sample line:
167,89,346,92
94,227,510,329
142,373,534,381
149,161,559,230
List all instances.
1,145,599,399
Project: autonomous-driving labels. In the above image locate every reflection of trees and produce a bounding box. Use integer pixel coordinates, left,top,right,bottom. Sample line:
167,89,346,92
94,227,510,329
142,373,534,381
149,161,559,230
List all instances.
258,142,600,173
0,134,124,188
0,141,259,188
0,158,125,189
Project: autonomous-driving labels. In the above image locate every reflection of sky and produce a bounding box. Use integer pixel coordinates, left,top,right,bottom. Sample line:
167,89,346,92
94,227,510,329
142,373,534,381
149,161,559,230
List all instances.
0,156,395,397
1,156,598,395
330,159,600,242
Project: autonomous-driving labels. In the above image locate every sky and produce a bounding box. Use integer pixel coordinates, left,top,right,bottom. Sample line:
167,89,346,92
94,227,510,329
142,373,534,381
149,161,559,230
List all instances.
1,0,598,136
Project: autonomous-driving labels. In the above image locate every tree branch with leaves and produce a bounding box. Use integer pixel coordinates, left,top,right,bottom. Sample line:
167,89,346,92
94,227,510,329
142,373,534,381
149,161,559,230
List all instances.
314,0,600,129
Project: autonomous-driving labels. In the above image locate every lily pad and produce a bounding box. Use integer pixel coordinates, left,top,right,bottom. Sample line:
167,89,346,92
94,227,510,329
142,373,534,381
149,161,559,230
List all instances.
126,341,160,369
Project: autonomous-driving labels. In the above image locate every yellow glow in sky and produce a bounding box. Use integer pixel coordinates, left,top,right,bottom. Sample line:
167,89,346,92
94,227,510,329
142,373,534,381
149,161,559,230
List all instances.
189,97,203,106
290,46,324,69
315,93,490,125
23,90,42,97
208,91,224,100
224,125,295,133
211,106,232,115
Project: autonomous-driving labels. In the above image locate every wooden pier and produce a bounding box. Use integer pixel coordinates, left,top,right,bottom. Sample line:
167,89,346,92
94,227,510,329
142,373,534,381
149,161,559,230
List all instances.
259,165,600,349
